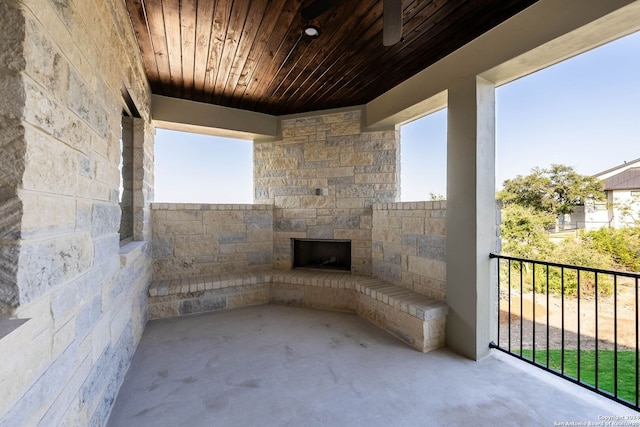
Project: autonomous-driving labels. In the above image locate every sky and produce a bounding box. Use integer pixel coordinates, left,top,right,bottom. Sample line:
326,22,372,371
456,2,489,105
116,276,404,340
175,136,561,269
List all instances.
154,30,640,204
154,131,253,203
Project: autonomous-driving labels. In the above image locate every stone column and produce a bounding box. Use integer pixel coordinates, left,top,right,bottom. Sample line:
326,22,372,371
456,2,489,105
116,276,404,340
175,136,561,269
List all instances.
132,117,154,242
0,0,26,312
446,76,497,360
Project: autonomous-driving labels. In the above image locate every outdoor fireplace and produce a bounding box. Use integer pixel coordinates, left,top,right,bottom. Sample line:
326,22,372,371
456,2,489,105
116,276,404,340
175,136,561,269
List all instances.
292,239,352,271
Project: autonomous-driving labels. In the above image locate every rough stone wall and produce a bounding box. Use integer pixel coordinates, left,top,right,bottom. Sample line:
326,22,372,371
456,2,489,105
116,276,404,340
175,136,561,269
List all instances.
152,204,274,280
254,110,400,274
0,0,27,312
118,116,134,241
372,201,447,300
0,0,153,425
133,118,155,242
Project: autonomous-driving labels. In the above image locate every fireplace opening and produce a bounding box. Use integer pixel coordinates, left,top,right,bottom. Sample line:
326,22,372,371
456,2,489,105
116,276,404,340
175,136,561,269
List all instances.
292,239,351,272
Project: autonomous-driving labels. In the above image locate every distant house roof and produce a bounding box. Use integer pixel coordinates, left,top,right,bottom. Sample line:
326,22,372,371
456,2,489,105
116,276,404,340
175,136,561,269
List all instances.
602,167,640,191
594,157,640,180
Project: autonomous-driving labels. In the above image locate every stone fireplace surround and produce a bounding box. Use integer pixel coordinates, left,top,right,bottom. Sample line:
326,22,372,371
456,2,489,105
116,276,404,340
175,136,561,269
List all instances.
151,109,446,301
255,109,400,275
150,199,447,301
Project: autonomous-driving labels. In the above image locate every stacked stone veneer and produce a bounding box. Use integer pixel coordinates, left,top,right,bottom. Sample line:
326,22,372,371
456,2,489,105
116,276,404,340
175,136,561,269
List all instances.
0,0,154,425
151,204,274,280
148,112,448,305
372,202,447,300
254,110,400,274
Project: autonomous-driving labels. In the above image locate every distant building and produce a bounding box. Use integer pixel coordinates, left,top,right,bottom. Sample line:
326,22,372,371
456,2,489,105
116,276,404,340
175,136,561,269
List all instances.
565,158,640,230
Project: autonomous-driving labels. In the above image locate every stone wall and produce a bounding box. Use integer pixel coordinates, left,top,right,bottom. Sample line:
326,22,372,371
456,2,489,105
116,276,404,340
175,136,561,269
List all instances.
151,204,274,280
0,0,26,312
0,0,154,425
372,201,447,300
254,109,400,274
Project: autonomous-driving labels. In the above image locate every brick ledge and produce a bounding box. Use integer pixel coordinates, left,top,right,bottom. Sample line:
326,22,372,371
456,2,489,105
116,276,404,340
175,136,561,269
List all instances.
149,270,447,321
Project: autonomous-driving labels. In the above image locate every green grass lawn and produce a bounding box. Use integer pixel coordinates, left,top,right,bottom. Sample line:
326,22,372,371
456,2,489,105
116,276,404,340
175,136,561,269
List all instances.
519,349,638,404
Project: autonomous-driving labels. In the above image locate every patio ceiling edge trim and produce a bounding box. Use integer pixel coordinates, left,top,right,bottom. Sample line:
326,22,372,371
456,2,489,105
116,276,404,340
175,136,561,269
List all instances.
365,0,640,129
152,94,279,140
481,1,640,88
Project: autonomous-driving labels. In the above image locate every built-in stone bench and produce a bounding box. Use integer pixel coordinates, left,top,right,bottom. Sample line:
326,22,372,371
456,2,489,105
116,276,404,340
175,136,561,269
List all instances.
148,270,448,353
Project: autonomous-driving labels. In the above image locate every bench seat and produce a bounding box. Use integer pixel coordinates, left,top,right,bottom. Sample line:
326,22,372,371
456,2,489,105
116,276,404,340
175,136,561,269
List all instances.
148,270,447,353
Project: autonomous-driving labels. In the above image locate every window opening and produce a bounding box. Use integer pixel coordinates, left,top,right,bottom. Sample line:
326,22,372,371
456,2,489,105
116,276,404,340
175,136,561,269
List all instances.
154,129,253,204
399,109,447,202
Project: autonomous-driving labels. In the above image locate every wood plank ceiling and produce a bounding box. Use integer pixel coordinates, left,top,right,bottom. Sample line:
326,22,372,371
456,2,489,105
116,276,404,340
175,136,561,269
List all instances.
125,0,538,116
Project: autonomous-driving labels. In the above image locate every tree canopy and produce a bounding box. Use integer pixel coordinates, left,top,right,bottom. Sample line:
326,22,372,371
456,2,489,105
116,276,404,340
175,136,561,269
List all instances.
499,204,555,259
497,164,605,216
497,164,638,293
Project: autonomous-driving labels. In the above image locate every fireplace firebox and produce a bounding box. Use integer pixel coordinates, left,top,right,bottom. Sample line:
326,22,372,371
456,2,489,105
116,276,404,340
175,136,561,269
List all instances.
292,239,351,271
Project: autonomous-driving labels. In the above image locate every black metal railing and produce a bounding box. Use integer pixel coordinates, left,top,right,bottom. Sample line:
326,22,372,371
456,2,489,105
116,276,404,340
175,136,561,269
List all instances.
489,253,640,411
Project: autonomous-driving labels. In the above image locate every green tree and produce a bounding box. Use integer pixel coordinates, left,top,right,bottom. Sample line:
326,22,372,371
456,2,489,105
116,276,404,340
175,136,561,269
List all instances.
497,164,605,216
498,165,615,296
500,204,555,259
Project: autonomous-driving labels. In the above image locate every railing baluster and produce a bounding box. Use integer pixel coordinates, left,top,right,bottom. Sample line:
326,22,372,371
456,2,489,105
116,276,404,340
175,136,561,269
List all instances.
614,274,618,398
561,267,565,375
497,258,501,348
532,262,536,364
595,272,599,391
546,264,550,369
634,277,640,407
520,261,524,357
577,270,581,382
508,259,512,353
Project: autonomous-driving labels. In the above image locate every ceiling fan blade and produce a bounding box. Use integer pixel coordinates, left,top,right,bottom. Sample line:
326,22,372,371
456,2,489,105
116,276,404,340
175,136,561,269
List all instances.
301,0,338,21
383,0,403,46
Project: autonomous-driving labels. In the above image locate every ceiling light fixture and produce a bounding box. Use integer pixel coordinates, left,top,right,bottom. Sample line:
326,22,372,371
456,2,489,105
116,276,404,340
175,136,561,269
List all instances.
302,24,320,39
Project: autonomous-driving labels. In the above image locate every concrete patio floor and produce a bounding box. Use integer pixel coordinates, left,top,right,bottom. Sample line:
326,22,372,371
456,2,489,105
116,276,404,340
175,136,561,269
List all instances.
107,305,636,426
